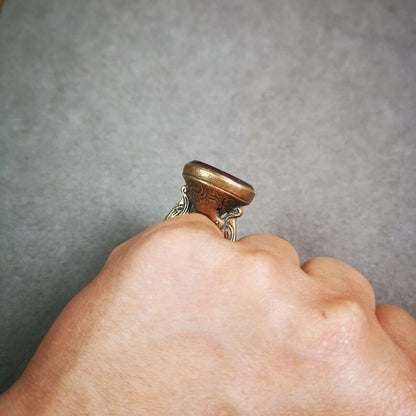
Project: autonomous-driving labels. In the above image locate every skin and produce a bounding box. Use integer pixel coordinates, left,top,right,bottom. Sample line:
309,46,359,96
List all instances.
0,214,415,415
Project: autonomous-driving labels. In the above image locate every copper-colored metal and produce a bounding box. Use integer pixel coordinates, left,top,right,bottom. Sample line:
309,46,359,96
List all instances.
182,160,254,221
166,161,255,241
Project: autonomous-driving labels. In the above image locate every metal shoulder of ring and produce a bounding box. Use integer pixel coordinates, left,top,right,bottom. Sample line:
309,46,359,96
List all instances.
165,186,190,219
165,186,243,241
165,161,255,242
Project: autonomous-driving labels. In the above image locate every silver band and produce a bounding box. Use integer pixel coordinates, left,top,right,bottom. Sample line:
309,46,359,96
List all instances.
165,185,243,241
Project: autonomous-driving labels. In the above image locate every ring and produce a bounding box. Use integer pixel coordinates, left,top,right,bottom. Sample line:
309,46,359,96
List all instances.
165,161,255,241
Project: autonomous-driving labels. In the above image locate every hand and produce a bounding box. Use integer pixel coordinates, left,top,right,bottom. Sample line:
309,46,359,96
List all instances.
1,214,415,415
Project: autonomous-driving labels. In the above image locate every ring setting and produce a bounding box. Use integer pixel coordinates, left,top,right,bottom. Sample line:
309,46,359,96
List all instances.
166,161,255,241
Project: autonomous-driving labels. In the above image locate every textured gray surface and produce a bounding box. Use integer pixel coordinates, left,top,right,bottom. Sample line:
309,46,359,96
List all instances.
1,0,415,392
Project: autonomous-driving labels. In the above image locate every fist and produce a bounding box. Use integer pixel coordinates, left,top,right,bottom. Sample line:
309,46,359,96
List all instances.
2,214,416,415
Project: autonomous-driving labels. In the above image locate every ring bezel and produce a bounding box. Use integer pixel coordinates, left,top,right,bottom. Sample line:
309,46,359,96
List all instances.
182,160,255,208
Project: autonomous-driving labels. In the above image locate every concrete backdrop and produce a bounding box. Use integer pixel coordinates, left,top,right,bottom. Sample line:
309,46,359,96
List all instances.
1,0,415,392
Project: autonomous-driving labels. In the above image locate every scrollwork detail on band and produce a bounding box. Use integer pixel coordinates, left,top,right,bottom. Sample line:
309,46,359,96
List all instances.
165,186,190,219
219,207,243,242
166,186,243,241
186,181,236,215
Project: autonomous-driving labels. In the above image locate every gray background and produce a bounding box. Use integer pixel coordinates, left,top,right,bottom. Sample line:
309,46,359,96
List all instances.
1,0,415,392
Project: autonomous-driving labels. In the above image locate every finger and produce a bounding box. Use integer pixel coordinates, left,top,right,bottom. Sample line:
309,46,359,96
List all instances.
135,212,224,246
112,212,224,257
164,212,224,237
301,257,376,312
238,234,300,266
376,304,416,364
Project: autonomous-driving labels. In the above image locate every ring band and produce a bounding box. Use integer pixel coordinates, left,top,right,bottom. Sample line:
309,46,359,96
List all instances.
166,161,255,241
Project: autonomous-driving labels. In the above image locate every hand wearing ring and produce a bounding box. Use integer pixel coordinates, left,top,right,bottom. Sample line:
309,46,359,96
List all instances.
1,168,415,416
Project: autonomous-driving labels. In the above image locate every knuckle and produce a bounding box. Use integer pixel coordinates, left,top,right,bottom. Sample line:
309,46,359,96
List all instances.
155,216,218,243
313,299,369,353
104,217,227,281
302,256,344,273
303,256,376,308
107,241,127,260
330,298,368,329
246,249,279,273
106,222,190,264
135,218,224,265
246,248,277,264
240,249,280,291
